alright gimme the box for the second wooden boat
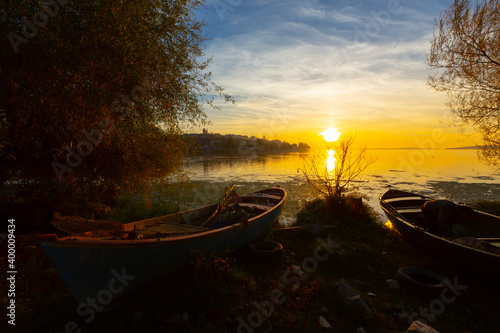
[379,188,500,275]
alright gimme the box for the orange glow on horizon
[210,124,482,150]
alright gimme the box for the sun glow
[320,127,341,142]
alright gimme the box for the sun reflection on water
[326,149,336,172]
[384,221,394,230]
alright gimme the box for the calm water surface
[179,149,500,224]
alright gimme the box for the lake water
[179,149,500,224]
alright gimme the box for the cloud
[199,0,453,145]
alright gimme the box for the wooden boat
[37,187,286,308]
[379,189,500,274]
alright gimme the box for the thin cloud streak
[199,0,465,147]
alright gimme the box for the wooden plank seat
[232,202,273,211]
[384,196,426,203]
[240,193,282,201]
[138,222,209,237]
[395,207,423,214]
[478,238,500,247]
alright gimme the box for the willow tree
[427,0,500,169]
[0,0,231,223]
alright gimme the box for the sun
[320,127,341,142]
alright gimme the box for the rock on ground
[337,279,374,321]
[405,320,439,333]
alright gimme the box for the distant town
[185,129,311,155]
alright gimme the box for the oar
[477,238,500,242]
[201,184,238,228]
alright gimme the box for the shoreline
[166,178,500,226]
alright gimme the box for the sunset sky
[197,0,481,148]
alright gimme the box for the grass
[109,193,180,224]
[469,200,500,217]
[1,198,499,332]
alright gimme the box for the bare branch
[301,135,377,203]
[428,0,500,168]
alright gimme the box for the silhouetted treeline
[185,132,310,155]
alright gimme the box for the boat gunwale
[38,187,287,247]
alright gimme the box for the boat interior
[123,190,284,239]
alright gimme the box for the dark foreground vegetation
[0,0,232,234]
[1,198,499,333]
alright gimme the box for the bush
[294,195,378,227]
[110,194,179,223]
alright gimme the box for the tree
[427,0,500,168]
[222,135,236,151]
[298,142,311,152]
[302,135,376,204]
[0,0,232,223]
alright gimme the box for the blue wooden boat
[37,187,286,309]
[380,189,500,274]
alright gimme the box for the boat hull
[380,189,500,275]
[38,187,286,308]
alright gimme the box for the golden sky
[198,0,482,149]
